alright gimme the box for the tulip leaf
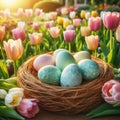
[114,102,120,107]
[0,106,25,120]
[0,60,9,79]
[87,103,113,117]
[88,108,120,118]
[100,41,109,57]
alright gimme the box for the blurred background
[0,0,119,11]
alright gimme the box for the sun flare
[4,0,15,5]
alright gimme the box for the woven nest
[17,52,114,114]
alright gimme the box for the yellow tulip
[80,10,86,19]
[91,11,99,17]
[57,16,64,25]
[63,19,71,29]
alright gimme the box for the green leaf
[0,106,25,120]
[89,108,120,118]
[0,60,9,79]
[114,102,120,107]
[87,103,113,116]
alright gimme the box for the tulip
[32,22,39,31]
[29,32,43,45]
[63,19,71,29]
[80,26,90,37]
[17,8,24,17]
[25,9,33,17]
[103,12,120,30]
[17,99,39,118]
[64,30,76,42]
[73,18,81,27]
[4,9,10,19]
[91,10,98,17]
[45,21,54,28]
[0,89,7,99]
[49,27,60,39]
[80,10,86,19]
[57,17,64,25]
[4,39,24,75]
[85,11,90,20]
[61,7,68,15]
[88,17,101,31]
[63,30,76,51]
[0,26,5,41]
[66,25,74,30]
[5,88,24,107]
[102,80,120,104]
[35,8,42,16]
[116,25,120,42]
[85,35,99,50]
[12,27,26,41]
[69,11,76,19]
[17,21,26,28]
[49,12,57,20]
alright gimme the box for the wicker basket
[17,53,114,114]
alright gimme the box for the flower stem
[68,42,71,52]
[110,30,112,50]
[13,61,17,76]
[0,41,6,62]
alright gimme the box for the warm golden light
[4,0,14,4]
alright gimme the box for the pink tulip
[0,26,5,41]
[116,25,120,42]
[103,12,120,30]
[17,8,24,17]
[29,32,43,45]
[45,21,54,28]
[85,35,99,50]
[73,19,81,27]
[35,8,42,16]
[49,27,60,39]
[63,30,76,42]
[102,80,120,104]
[88,17,101,31]
[25,9,33,17]
[32,23,39,31]
[17,99,39,118]
[12,27,26,41]
[3,39,23,61]
[4,9,10,19]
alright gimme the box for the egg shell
[38,65,61,85]
[56,51,76,71]
[78,59,100,81]
[53,49,69,58]
[60,64,82,87]
[74,51,91,63]
[33,54,55,71]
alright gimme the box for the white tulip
[5,88,24,107]
[69,11,76,19]
[0,89,7,99]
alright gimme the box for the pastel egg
[56,51,76,71]
[53,49,69,58]
[78,59,100,81]
[33,54,55,71]
[38,65,61,85]
[74,51,91,63]
[60,64,82,87]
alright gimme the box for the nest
[17,53,114,114]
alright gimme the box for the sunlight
[4,0,15,5]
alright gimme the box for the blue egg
[53,49,69,58]
[78,59,100,81]
[38,65,61,85]
[56,51,76,71]
[60,64,82,87]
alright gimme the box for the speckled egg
[53,49,69,58]
[74,51,91,63]
[38,65,61,85]
[56,51,76,71]
[60,64,82,87]
[33,54,55,71]
[78,59,100,81]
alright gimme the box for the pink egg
[33,54,55,71]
